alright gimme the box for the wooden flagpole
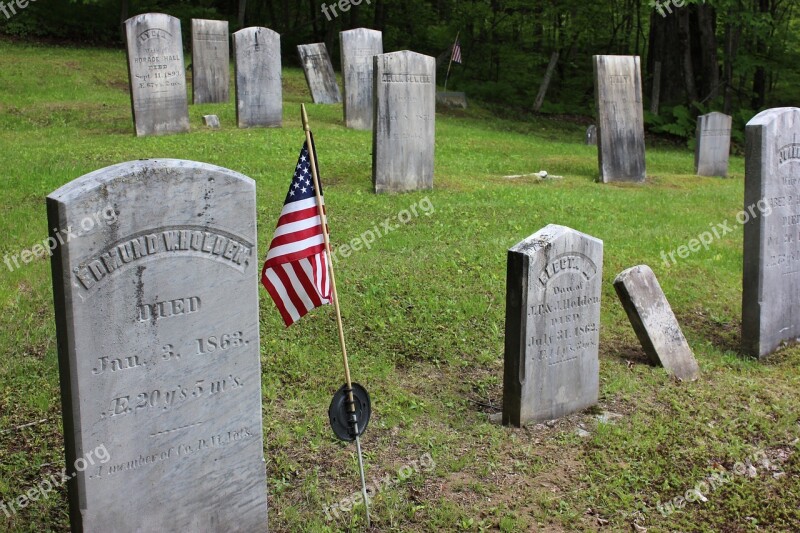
[444,31,460,92]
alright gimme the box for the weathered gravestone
[503,225,603,426]
[695,111,732,177]
[742,107,800,358]
[593,55,646,182]
[372,51,436,194]
[435,91,468,109]
[340,28,383,130]
[297,43,341,104]
[48,160,268,531]
[585,125,597,146]
[614,265,700,381]
[233,27,282,128]
[124,14,190,137]
[191,19,230,104]
[203,114,220,128]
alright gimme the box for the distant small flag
[262,139,331,326]
[451,38,462,64]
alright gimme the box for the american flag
[262,139,331,326]
[451,38,462,64]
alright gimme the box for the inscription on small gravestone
[340,28,383,130]
[48,160,268,531]
[192,19,230,104]
[234,27,282,128]
[695,112,732,177]
[124,13,190,137]
[297,43,341,104]
[503,224,603,427]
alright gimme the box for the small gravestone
[203,114,220,128]
[48,160,268,530]
[613,265,699,381]
[372,51,436,194]
[743,107,800,358]
[124,14,190,137]
[586,125,597,146]
[593,55,646,182]
[435,92,468,109]
[297,43,341,104]
[695,112,732,177]
[340,28,383,130]
[191,19,230,104]
[233,27,282,128]
[503,224,603,427]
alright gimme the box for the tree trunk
[238,0,247,29]
[695,4,719,101]
[678,9,698,103]
[650,61,661,114]
[533,51,559,112]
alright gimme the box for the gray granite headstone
[233,27,282,128]
[503,224,603,427]
[586,125,597,146]
[340,28,382,130]
[124,13,190,137]
[695,112,732,177]
[372,51,436,194]
[47,160,268,531]
[191,19,230,104]
[593,55,646,182]
[614,265,699,381]
[297,43,341,104]
[742,107,800,358]
[203,114,220,128]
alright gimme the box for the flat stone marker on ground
[435,91,468,109]
[340,28,382,130]
[503,224,603,427]
[203,114,220,128]
[191,19,230,104]
[48,160,268,531]
[585,125,597,145]
[695,111,732,177]
[297,43,341,104]
[372,50,436,194]
[613,265,700,381]
[124,14,190,137]
[234,27,282,128]
[743,107,800,358]
[593,55,646,182]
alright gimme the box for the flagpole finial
[301,104,310,132]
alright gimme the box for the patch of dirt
[677,308,741,354]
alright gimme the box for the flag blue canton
[285,142,322,204]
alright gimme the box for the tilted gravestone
[48,160,268,531]
[593,55,646,182]
[372,51,436,194]
[234,27,282,128]
[191,19,230,104]
[297,43,341,104]
[585,125,597,146]
[614,265,700,381]
[503,225,603,426]
[124,14,190,137]
[743,107,800,358]
[340,28,383,130]
[695,112,732,177]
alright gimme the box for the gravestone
[124,14,190,137]
[48,160,268,531]
[435,92,468,109]
[297,43,341,104]
[695,112,732,177]
[503,224,603,427]
[340,28,383,130]
[203,114,220,128]
[593,55,646,182]
[742,107,800,358]
[613,265,699,381]
[191,19,230,104]
[233,27,282,128]
[586,125,597,146]
[372,51,436,194]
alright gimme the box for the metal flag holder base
[328,383,371,442]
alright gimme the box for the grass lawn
[0,40,798,532]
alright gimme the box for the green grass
[0,39,798,532]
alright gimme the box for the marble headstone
[340,28,383,130]
[586,125,597,146]
[503,224,603,427]
[742,107,800,358]
[695,112,732,177]
[191,19,230,104]
[124,14,190,137]
[372,50,436,194]
[48,160,268,531]
[297,43,341,104]
[593,55,646,182]
[233,27,282,128]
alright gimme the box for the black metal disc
[328,382,371,442]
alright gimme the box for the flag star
[301,155,307,162]
[289,190,295,196]
[305,179,311,186]
[301,187,307,194]
[296,163,302,170]
[293,183,299,189]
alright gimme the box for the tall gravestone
[48,160,268,531]
[695,112,732,177]
[372,51,436,194]
[234,27,282,128]
[297,43,341,104]
[743,107,800,358]
[124,14,190,137]
[340,28,383,130]
[503,225,603,427]
[593,55,646,182]
[191,19,230,104]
